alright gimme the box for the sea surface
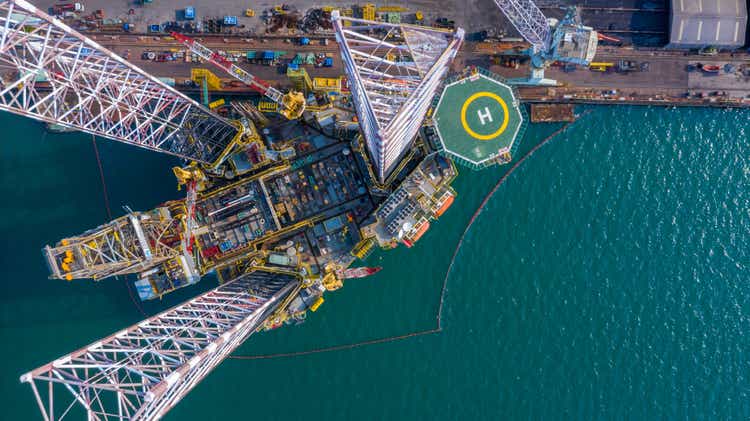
[0,105,748,419]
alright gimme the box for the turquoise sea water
[1,105,748,419]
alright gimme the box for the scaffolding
[332,11,464,182]
[21,269,301,421]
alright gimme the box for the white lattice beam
[492,0,551,52]
[21,269,300,420]
[0,0,240,165]
[333,12,463,182]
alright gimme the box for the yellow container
[209,98,226,109]
[310,296,325,312]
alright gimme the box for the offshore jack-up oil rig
[0,0,594,418]
[3,0,464,418]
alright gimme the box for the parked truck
[51,2,84,15]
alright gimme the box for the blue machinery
[492,1,598,85]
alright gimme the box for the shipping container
[157,77,176,87]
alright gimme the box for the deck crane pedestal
[171,32,306,120]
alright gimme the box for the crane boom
[492,0,551,53]
[171,32,305,119]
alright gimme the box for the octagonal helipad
[433,71,525,168]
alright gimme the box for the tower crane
[492,0,598,85]
[171,32,306,120]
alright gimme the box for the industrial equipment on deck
[44,207,189,282]
[172,32,306,120]
[0,0,470,419]
[0,1,347,418]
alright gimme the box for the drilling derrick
[44,207,186,281]
[21,269,301,421]
[332,11,464,183]
[0,0,243,166]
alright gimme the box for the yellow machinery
[172,163,208,190]
[589,62,614,72]
[341,7,353,26]
[191,68,221,90]
[351,237,376,259]
[175,32,306,120]
[321,272,343,291]
[257,100,279,113]
[208,98,225,109]
[377,5,407,12]
[362,3,376,21]
[278,91,306,120]
[415,11,424,21]
[245,8,254,17]
[312,77,342,94]
[287,66,313,93]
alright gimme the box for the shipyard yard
[42,0,749,106]
[1,0,749,419]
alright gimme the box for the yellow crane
[172,32,305,120]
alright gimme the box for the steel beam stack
[0,0,240,165]
[332,11,463,183]
[21,269,300,421]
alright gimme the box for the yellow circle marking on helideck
[460,91,510,140]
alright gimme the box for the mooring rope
[91,135,148,317]
[230,112,592,360]
[91,137,112,220]
[89,112,589,356]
